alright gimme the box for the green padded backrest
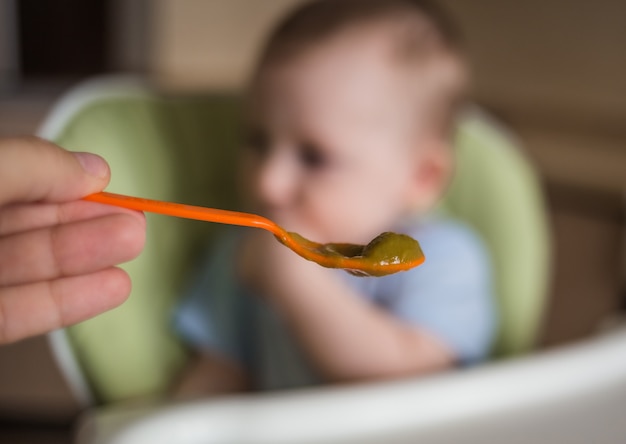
[442,110,550,356]
[50,88,242,402]
[47,82,549,403]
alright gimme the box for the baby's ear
[408,141,454,212]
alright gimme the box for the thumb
[0,137,110,206]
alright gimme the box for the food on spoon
[84,192,424,277]
[284,231,424,277]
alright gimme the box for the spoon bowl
[84,192,425,277]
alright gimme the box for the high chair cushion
[41,79,243,402]
[442,109,550,356]
[40,78,549,403]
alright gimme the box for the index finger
[0,137,110,206]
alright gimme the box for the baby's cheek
[303,179,400,243]
[316,196,389,243]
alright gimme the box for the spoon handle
[84,192,281,235]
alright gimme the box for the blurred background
[0,0,624,442]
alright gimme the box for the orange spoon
[84,191,425,276]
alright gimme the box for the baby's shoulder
[413,217,485,247]
[406,217,491,273]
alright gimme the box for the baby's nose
[256,148,300,208]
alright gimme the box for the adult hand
[0,137,146,344]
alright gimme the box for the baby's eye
[298,143,327,170]
[245,128,270,156]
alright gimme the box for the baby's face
[241,30,458,244]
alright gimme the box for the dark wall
[17,0,108,77]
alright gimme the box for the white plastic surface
[79,328,626,444]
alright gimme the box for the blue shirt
[173,218,497,390]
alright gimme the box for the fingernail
[73,152,109,179]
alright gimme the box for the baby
[173,0,496,395]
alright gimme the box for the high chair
[35,76,626,444]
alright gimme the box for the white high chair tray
[78,327,626,444]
